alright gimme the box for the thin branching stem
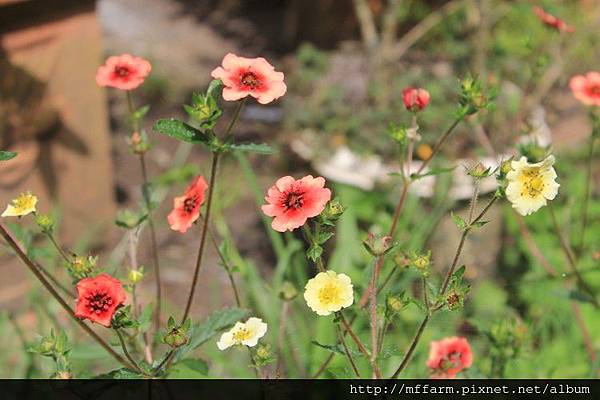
[115,328,142,373]
[0,222,137,371]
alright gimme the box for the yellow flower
[304,270,354,316]
[2,192,37,217]
[217,317,267,350]
[505,156,559,216]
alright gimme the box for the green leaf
[131,105,150,121]
[568,290,597,305]
[169,358,209,378]
[230,142,274,154]
[472,220,489,228]
[98,368,145,379]
[307,244,323,262]
[411,166,456,181]
[153,119,215,146]
[206,79,223,96]
[451,212,468,231]
[0,151,17,161]
[173,307,249,362]
[317,231,334,245]
[311,341,360,357]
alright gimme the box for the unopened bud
[36,214,55,234]
[387,296,404,312]
[363,233,393,257]
[163,328,188,348]
[128,268,144,285]
[322,199,345,222]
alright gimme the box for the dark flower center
[284,192,304,210]
[240,71,260,89]
[439,351,462,370]
[588,84,600,96]
[85,291,114,315]
[114,66,131,78]
[183,195,198,214]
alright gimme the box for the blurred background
[0,0,598,378]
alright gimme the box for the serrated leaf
[173,307,249,362]
[451,212,468,231]
[317,231,334,245]
[307,244,323,262]
[153,119,215,146]
[453,265,466,281]
[206,79,223,96]
[230,142,274,154]
[0,151,17,161]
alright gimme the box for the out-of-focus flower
[167,176,208,233]
[96,54,152,90]
[2,192,37,217]
[533,6,574,33]
[569,72,600,107]
[505,155,559,216]
[211,53,286,104]
[402,87,430,112]
[427,336,473,379]
[74,274,127,328]
[217,317,267,350]
[304,271,354,316]
[261,175,331,232]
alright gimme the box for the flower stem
[338,313,381,378]
[139,153,163,332]
[577,133,595,256]
[0,222,137,371]
[224,98,246,143]
[115,328,142,374]
[369,256,382,371]
[337,323,361,378]
[548,204,598,307]
[391,194,497,379]
[181,152,220,323]
[415,115,464,176]
[46,232,71,264]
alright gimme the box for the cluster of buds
[363,232,394,257]
[66,255,97,281]
[163,317,191,349]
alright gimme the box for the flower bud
[39,336,56,356]
[387,295,404,312]
[363,232,393,257]
[402,87,430,112]
[411,251,431,270]
[67,255,97,281]
[500,159,513,176]
[36,214,55,234]
[128,268,144,285]
[445,291,464,311]
[255,344,271,360]
[279,281,298,301]
[321,198,345,222]
[467,162,491,179]
[163,328,189,348]
[129,132,149,155]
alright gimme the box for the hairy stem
[115,328,142,373]
[181,152,220,323]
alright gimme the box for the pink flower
[569,72,600,107]
[211,53,287,104]
[533,7,574,33]
[167,176,208,233]
[96,54,152,90]
[261,175,331,232]
[74,274,127,328]
[426,336,473,379]
[402,87,430,111]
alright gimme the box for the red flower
[167,176,208,233]
[426,336,473,379]
[261,175,331,232]
[402,87,430,111]
[211,53,287,104]
[96,54,152,90]
[533,7,574,33]
[74,274,127,327]
[569,72,600,107]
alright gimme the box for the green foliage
[0,150,17,161]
